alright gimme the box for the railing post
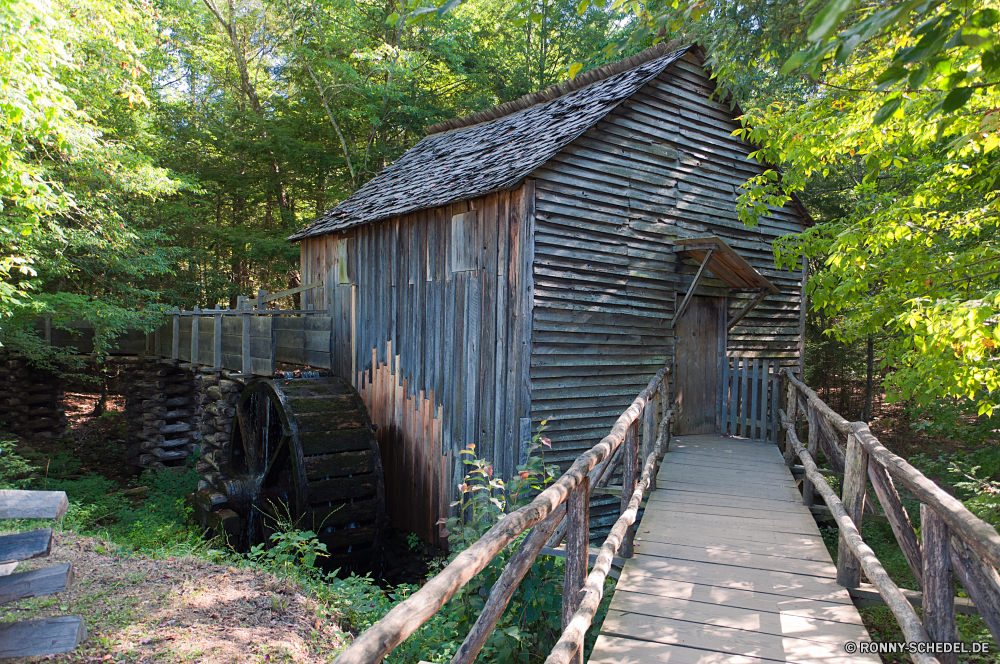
[782,372,796,466]
[620,420,639,558]
[213,310,223,371]
[191,306,200,365]
[650,386,661,491]
[563,476,589,664]
[921,504,958,664]
[171,307,180,360]
[802,403,819,506]
[837,433,868,587]
[642,387,656,486]
[239,296,250,375]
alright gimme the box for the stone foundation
[193,370,243,491]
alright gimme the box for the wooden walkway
[589,434,878,664]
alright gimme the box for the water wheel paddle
[222,376,385,573]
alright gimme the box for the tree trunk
[202,0,294,226]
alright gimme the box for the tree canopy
[4,0,1000,415]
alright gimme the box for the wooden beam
[869,462,924,588]
[0,616,86,658]
[213,312,223,371]
[191,306,200,366]
[263,281,322,303]
[171,307,180,360]
[563,477,589,664]
[0,563,73,604]
[921,504,958,664]
[726,289,768,330]
[810,504,888,524]
[670,248,714,329]
[837,434,869,587]
[671,243,717,253]
[0,491,68,520]
[0,529,53,565]
[950,535,1000,642]
[452,508,566,664]
[240,297,250,376]
[619,421,638,558]
[847,584,979,616]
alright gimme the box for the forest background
[3,0,1000,434]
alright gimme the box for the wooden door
[673,296,724,435]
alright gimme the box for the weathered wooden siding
[529,52,807,532]
[298,185,533,544]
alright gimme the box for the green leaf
[437,0,462,17]
[808,0,855,43]
[981,48,1000,73]
[835,34,863,63]
[960,32,990,48]
[942,87,975,113]
[875,65,907,91]
[779,49,809,75]
[973,8,1000,28]
[908,66,929,88]
[576,0,590,15]
[873,96,903,125]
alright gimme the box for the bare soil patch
[0,532,348,664]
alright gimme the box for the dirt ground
[1,532,349,664]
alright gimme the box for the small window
[451,211,479,272]
[337,236,354,284]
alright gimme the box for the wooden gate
[718,356,780,442]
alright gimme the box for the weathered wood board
[0,490,68,520]
[0,616,86,658]
[0,563,73,604]
[0,529,53,565]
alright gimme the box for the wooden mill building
[289,43,809,544]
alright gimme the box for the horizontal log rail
[781,368,1000,661]
[333,365,672,664]
[547,404,672,664]
[780,410,937,664]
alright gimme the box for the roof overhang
[672,236,779,294]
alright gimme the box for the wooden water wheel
[220,376,385,573]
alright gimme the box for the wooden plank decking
[589,434,878,664]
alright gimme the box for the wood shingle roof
[289,45,692,240]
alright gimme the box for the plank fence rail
[333,366,673,664]
[780,369,1000,664]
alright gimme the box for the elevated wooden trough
[149,285,333,376]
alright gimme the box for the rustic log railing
[780,369,1000,664]
[333,365,673,664]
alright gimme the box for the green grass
[1,434,208,558]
